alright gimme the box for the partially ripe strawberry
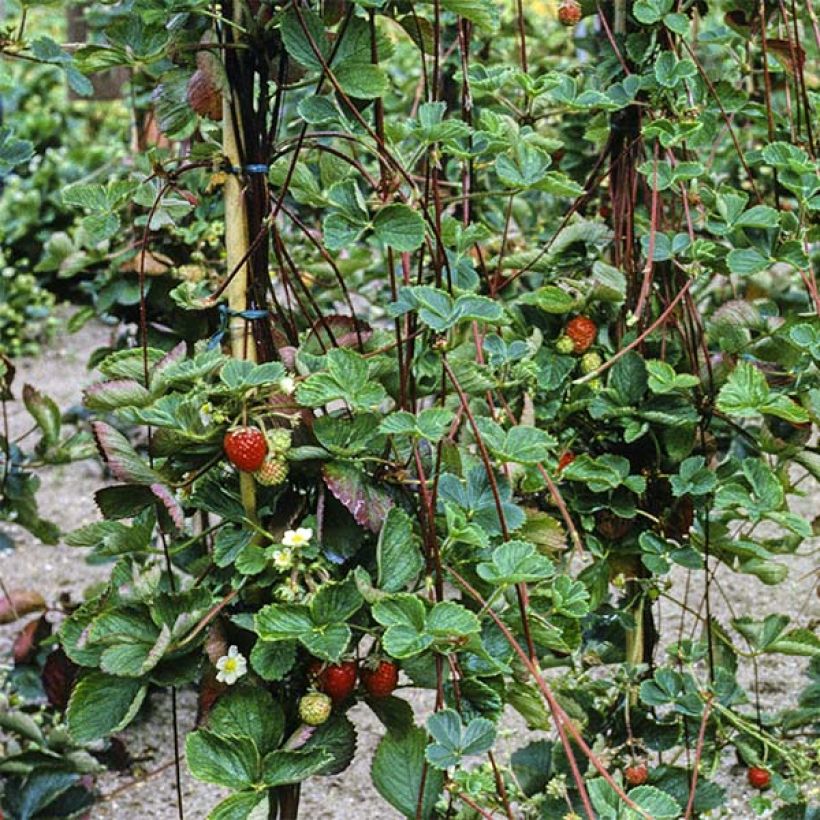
[224,427,268,472]
[557,451,576,472]
[565,315,597,353]
[625,763,649,786]
[309,659,358,703]
[361,659,399,698]
[299,692,332,726]
[558,0,582,26]
[256,457,288,486]
[747,766,770,789]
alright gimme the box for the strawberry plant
[1,0,819,818]
[0,594,108,820]
[0,359,95,550]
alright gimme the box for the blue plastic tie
[206,306,269,350]
[225,164,269,175]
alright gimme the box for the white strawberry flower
[215,645,247,685]
[271,547,294,570]
[279,375,296,395]
[282,527,312,547]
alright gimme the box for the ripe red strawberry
[565,316,597,353]
[747,766,770,789]
[625,763,649,786]
[224,427,268,472]
[308,659,358,703]
[557,451,575,472]
[361,659,399,698]
[558,0,582,26]
[299,692,332,726]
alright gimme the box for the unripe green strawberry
[580,352,603,374]
[256,457,288,486]
[266,428,292,456]
[587,377,603,390]
[299,692,332,726]
[556,335,575,355]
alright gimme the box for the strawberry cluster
[223,425,292,486]
[302,656,400,725]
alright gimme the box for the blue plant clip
[225,163,269,175]
[206,306,269,350]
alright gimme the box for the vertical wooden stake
[223,63,258,521]
[223,98,254,364]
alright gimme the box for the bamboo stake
[222,24,257,523]
[223,93,254,364]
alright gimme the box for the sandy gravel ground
[1,318,817,819]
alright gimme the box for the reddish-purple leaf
[94,736,132,772]
[12,615,51,664]
[322,461,394,533]
[767,39,805,74]
[42,648,78,711]
[278,346,298,371]
[91,421,160,484]
[196,671,227,726]
[150,483,184,532]
[204,620,228,666]
[152,341,187,381]
[83,380,151,412]
[0,590,47,624]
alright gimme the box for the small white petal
[214,647,246,686]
